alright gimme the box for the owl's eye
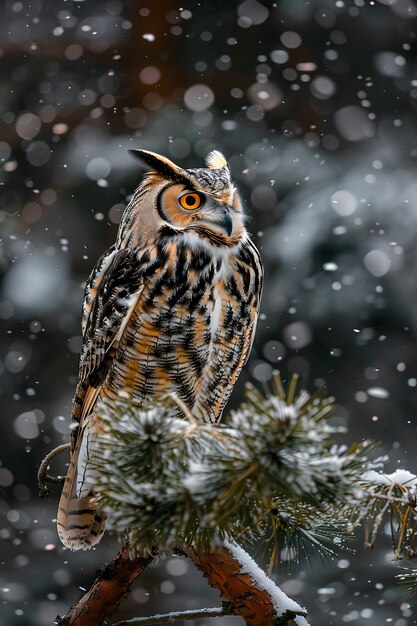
[178,192,204,211]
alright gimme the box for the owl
[57,149,263,550]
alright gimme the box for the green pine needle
[397,568,417,609]
[260,497,352,572]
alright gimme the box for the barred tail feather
[57,424,108,550]
[57,491,107,550]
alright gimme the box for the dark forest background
[1,0,417,624]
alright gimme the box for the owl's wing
[77,245,144,391]
[69,245,145,441]
[58,246,144,550]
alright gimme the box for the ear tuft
[128,149,193,187]
[205,150,228,170]
[129,149,179,174]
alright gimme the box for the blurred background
[1,0,417,624]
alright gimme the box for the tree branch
[56,543,156,626]
[56,539,307,626]
[37,443,70,497]
[177,542,308,626]
[113,605,232,625]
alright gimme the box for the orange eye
[179,192,204,211]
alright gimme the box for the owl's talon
[37,443,70,498]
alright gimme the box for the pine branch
[90,376,381,562]
[263,498,351,572]
[56,543,156,626]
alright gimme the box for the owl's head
[117,149,246,249]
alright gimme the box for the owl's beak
[204,204,233,236]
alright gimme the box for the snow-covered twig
[112,605,231,625]
[365,493,392,550]
[358,470,417,558]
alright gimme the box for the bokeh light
[2,0,417,624]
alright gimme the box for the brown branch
[178,542,308,626]
[56,543,156,626]
[57,538,307,626]
[37,443,70,497]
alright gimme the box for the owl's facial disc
[159,184,238,237]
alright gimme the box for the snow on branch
[179,541,308,625]
[358,469,417,558]
[224,540,306,617]
[112,606,231,625]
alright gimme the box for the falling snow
[1,0,417,624]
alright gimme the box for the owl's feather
[57,150,263,550]
[205,150,229,170]
[57,417,108,550]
